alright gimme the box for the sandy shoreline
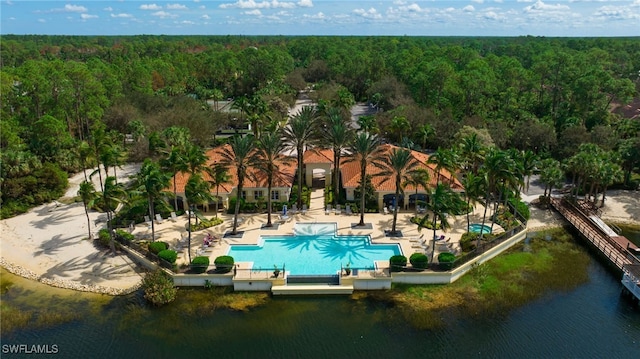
[1,168,638,296]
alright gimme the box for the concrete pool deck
[132,189,497,271]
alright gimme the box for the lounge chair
[170,212,178,222]
[335,204,342,214]
[291,203,298,214]
[383,207,389,215]
[325,204,332,215]
[155,213,164,224]
[301,204,308,214]
[144,215,151,224]
[345,205,353,215]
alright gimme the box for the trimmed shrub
[148,241,168,255]
[97,229,111,248]
[508,197,530,221]
[142,269,177,306]
[389,255,407,272]
[191,256,210,274]
[190,216,224,232]
[158,249,178,264]
[214,255,234,273]
[459,232,478,252]
[409,253,428,270]
[115,229,134,244]
[438,252,456,270]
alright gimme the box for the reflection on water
[2,252,640,357]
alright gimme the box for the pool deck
[131,189,504,270]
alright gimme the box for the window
[241,191,247,200]
[271,190,279,201]
[254,190,263,199]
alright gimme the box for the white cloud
[594,5,640,20]
[353,7,382,19]
[483,11,501,20]
[103,7,113,12]
[472,0,484,4]
[152,11,178,18]
[180,20,195,24]
[220,0,297,9]
[65,4,87,13]
[140,4,162,11]
[464,5,475,12]
[38,18,46,23]
[80,14,98,19]
[244,9,263,16]
[297,0,313,7]
[524,0,569,13]
[111,13,133,18]
[166,4,188,10]
[303,12,325,19]
[201,14,210,19]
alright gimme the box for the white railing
[622,272,640,300]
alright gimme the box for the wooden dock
[550,198,640,272]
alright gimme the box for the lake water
[2,236,640,358]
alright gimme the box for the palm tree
[428,147,458,186]
[219,135,255,235]
[596,161,623,207]
[78,180,98,240]
[160,146,188,211]
[402,168,430,217]
[389,116,410,144]
[345,132,383,227]
[420,183,461,262]
[418,124,435,151]
[283,106,317,210]
[185,173,214,263]
[136,159,171,242]
[78,140,94,181]
[375,147,420,235]
[539,158,564,201]
[206,163,232,218]
[458,133,485,175]
[253,131,292,227]
[101,176,127,253]
[460,172,484,233]
[322,109,353,207]
[519,150,538,194]
[481,148,520,235]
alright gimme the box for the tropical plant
[252,130,293,227]
[101,176,127,253]
[345,132,383,227]
[283,106,318,210]
[142,269,177,306]
[206,163,231,218]
[77,180,98,240]
[218,135,255,235]
[403,168,430,217]
[375,147,419,235]
[322,108,353,207]
[136,159,171,242]
[185,173,214,263]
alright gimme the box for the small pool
[227,223,402,275]
[469,223,492,234]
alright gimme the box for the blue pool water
[468,223,492,234]
[227,223,401,275]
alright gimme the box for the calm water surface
[2,247,639,358]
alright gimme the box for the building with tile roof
[169,144,296,212]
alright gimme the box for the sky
[1,1,639,37]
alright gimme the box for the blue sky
[1,1,639,37]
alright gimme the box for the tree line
[1,35,639,219]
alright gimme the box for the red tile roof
[303,148,334,164]
[339,144,463,192]
[170,144,297,195]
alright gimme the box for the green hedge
[508,197,530,221]
[459,232,478,252]
[190,216,224,231]
[438,252,456,270]
[158,249,178,264]
[115,229,134,244]
[148,241,168,254]
[97,228,111,248]
[191,256,210,274]
[409,253,428,270]
[214,255,234,273]
[142,269,177,306]
[389,255,407,272]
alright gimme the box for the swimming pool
[468,223,492,234]
[227,223,402,275]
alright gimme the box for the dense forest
[1,35,639,219]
